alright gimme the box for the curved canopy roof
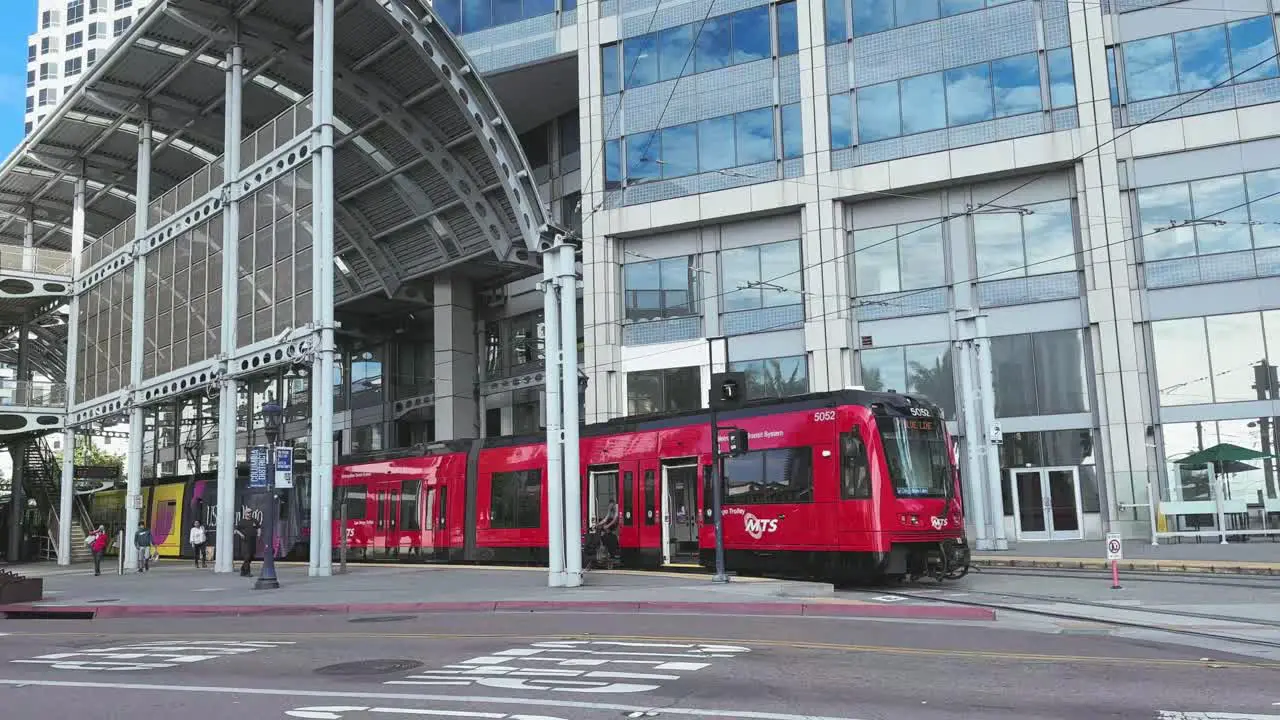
[0,0,549,315]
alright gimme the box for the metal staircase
[15,437,93,563]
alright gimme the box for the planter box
[0,577,43,604]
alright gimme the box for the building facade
[5,0,1280,555]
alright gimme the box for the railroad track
[971,565,1280,591]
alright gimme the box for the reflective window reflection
[735,108,775,165]
[991,330,1090,416]
[781,102,803,159]
[616,108,780,186]
[624,33,658,87]
[1151,311,1279,407]
[1120,16,1279,103]
[658,24,694,81]
[1048,48,1077,108]
[825,0,846,44]
[627,366,701,414]
[626,132,660,181]
[602,44,621,95]
[852,219,946,295]
[852,0,894,37]
[661,124,698,178]
[1138,169,1280,261]
[777,2,799,56]
[829,93,853,149]
[945,63,995,125]
[1106,47,1119,106]
[695,15,731,73]
[604,139,622,190]
[830,0,1012,42]
[721,240,803,312]
[623,256,695,321]
[729,356,809,399]
[698,115,736,173]
[974,199,1077,280]
[900,74,946,134]
[1162,419,1277,504]
[733,6,771,65]
[859,343,956,417]
[443,0,571,35]
[857,81,901,142]
[992,54,1042,117]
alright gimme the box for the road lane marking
[286,707,566,719]
[8,639,294,671]
[387,641,747,694]
[1160,713,1280,719]
[0,678,869,720]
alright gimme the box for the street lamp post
[255,400,284,590]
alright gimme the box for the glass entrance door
[1011,467,1083,541]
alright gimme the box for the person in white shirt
[189,520,208,569]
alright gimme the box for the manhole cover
[316,659,424,676]
[348,615,417,623]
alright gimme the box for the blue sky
[0,2,36,160]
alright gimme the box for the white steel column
[310,0,337,577]
[215,41,244,573]
[124,118,153,572]
[542,255,565,588]
[558,242,582,587]
[22,205,34,272]
[974,314,1007,550]
[954,332,987,549]
[432,277,478,440]
[57,176,86,565]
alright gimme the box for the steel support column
[542,257,565,588]
[10,323,29,562]
[557,242,582,588]
[124,117,153,573]
[309,0,337,578]
[954,326,987,550]
[22,205,34,273]
[215,40,244,574]
[58,173,87,566]
[974,314,1007,551]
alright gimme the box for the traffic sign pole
[1105,533,1123,590]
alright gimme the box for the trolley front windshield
[876,416,950,499]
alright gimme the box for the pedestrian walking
[87,525,108,576]
[189,520,208,568]
[234,510,260,577]
[133,522,155,573]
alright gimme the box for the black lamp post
[255,400,284,590]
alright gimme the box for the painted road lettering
[386,640,749,694]
[10,639,295,671]
[287,707,567,720]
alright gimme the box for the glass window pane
[824,0,846,44]
[829,93,853,149]
[623,33,658,88]
[664,367,702,411]
[1032,330,1089,414]
[1151,318,1211,406]
[1190,176,1251,255]
[857,81,901,142]
[660,257,692,314]
[461,0,492,33]
[1174,25,1230,92]
[626,132,660,181]
[895,0,938,27]
[1137,183,1196,260]
[734,108,775,165]
[1124,35,1177,101]
[492,0,521,26]
[733,7,771,64]
[904,342,955,418]
[781,102,803,159]
[898,221,946,289]
[900,73,946,134]
[974,212,1024,280]
[1023,200,1077,275]
[945,62,994,125]
[1265,309,1280,370]
[698,115,736,172]
[721,246,760,311]
[1048,48,1077,108]
[1206,312,1266,402]
[627,370,663,415]
[992,54,1041,117]
[853,226,899,295]
[941,0,983,16]
[760,241,803,306]
[661,124,698,178]
[658,24,694,81]
[604,139,622,188]
[524,0,554,19]
[1229,16,1280,83]
[695,16,731,73]
[1106,47,1119,106]
[436,0,462,32]
[777,2,799,56]
[1246,169,1280,248]
[852,0,893,37]
[859,347,906,393]
[991,334,1036,417]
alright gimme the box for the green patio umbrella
[1174,443,1271,466]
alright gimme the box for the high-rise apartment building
[24,0,146,135]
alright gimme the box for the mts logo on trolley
[743,512,779,539]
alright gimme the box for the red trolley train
[333,388,970,583]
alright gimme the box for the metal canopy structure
[0,0,550,577]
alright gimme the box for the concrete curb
[972,557,1280,576]
[0,600,995,621]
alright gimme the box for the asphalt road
[0,612,1275,720]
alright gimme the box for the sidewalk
[0,562,993,621]
[973,539,1280,575]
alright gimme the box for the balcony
[0,247,72,277]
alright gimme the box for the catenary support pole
[58,182,85,566]
[123,117,153,573]
[559,241,582,587]
[310,0,338,577]
[955,330,988,550]
[974,314,1006,550]
[215,40,244,574]
[543,248,565,588]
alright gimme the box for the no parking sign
[1105,533,1123,561]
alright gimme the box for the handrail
[0,246,72,276]
[0,380,68,409]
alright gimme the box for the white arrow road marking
[0,678,871,720]
[285,707,565,719]
[871,596,905,603]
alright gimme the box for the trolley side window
[643,470,656,525]
[721,447,814,505]
[702,464,713,522]
[400,480,422,531]
[340,484,368,520]
[623,471,635,525]
[489,469,543,529]
[438,486,448,528]
[840,430,872,499]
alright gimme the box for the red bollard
[1110,559,1121,590]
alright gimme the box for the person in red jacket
[87,526,109,576]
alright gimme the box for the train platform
[0,562,994,622]
[973,539,1280,575]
